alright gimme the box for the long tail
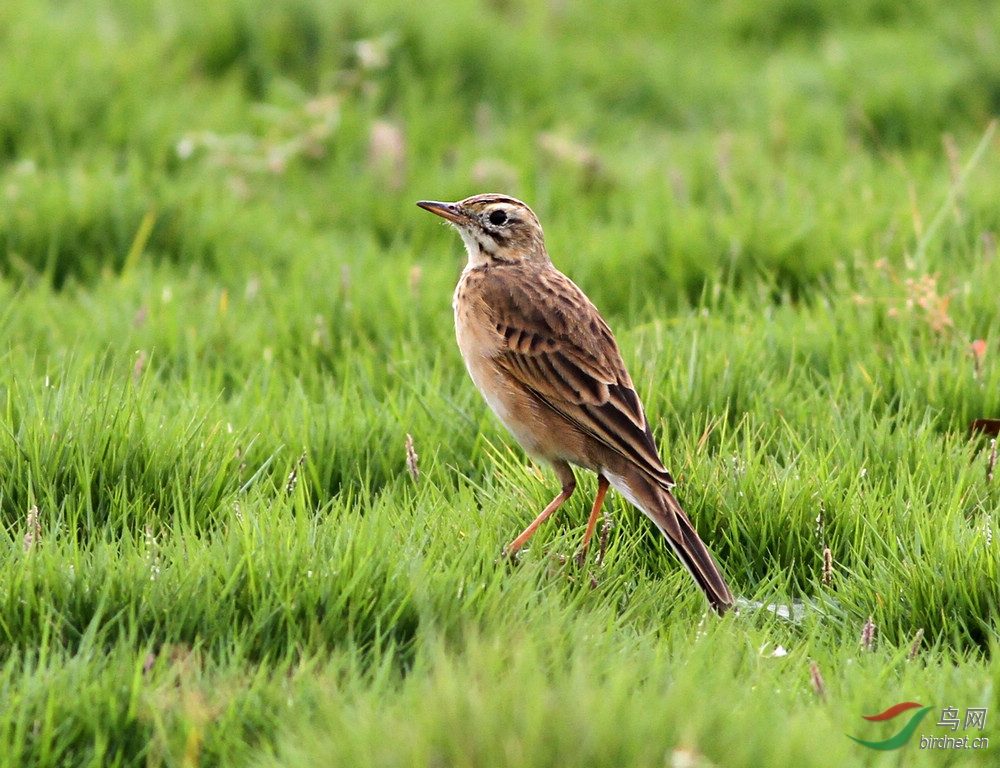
[655,488,734,614]
[607,472,734,614]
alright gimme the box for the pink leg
[504,465,576,557]
[574,474,609,566]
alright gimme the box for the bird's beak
[416,200,470,225]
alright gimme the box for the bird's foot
[497,547,523,568]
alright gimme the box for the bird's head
[417,194,548,267]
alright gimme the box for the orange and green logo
[847,702,934,750]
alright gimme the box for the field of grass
[1,0,999,765]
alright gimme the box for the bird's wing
[478,265,675,489]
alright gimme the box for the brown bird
[417,193,734,613]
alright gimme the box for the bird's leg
[503,464,576,558]
[574,474,610,567]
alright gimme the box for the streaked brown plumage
[417,193,734,614]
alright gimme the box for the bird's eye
[488,209,508,226]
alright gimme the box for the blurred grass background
[0,0,998,765]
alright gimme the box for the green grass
[1,0,999,764]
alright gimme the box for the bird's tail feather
[654,489,734,614]
[607,470,734,614]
